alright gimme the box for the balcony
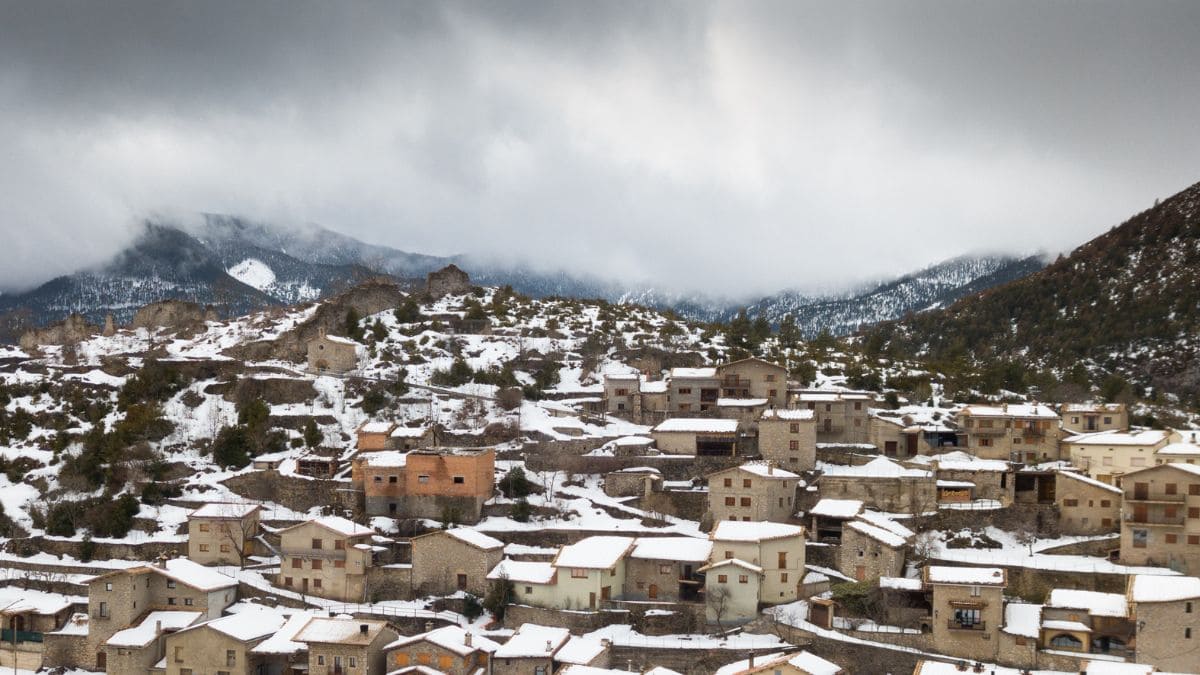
[947,620,986,631]
[1126,494,1185,504]
[968,427,1007,437]
[1124,512,1185,526]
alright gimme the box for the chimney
[155,620,162,635]
[955,663,968,672]
[359,624,369,635]
[748,652,755,668]
[972,664,984,674]
[156,554,168,569]
[424,620,433,633]
[545,640,553,653]
[464,632,473,647]
[767,461,775,475]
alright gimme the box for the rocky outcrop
[130,299,214,332]
[18,313,98,350]
[426,264,471,298]
[259,277,406,363]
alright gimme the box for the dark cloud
[1,0,1198,296]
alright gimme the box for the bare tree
[707,584,732,633]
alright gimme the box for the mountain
[865,180,1200,399]
[735,254,1047,337]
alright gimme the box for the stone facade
[187,504,261,566]
[716,357,789,409]
[793,391,872,445]
[816,460,937,514]
[1055,470,1121,535]
[837,524,906,582]
[307,330,361,374]
[426,264,472,298]
[1119,463,1200,574]
[603,468,662,498]
[298,618,396,675]
[386,627,493,675]
[955,404,1061,463]
[410,529,505,597]
[1060,403,1128,434]
[277,518,375,602]
[758,409,817,471]
[1130,587,1200,671]
[1064,429,1171,483]
[667,367,721,414]
[163,621,270,675]
[706,463,800,524]
[924,567,1007,663]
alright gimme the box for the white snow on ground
[930,527,1179,576]
[228,258,276,291]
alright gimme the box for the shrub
[499,467,534,498]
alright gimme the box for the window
[184,598,193,606]
[739,575,748,584]
[789,440,799,451]
[335,560,346,569]
[1167,534,1179,544]
[743,479,752,488]
[724,497,735,506]
[571,568,588,578]
[373,476,382,483]
[660,564,672,574]
[525,586,532,593]
[1101,500,1111,508]
[311,559,323,570]
[1132,529,1148,548]
[718,574,728,583]
[388,475,398,483]
[679,388,692,395]
[1189,535,1200,545]
[1167,483,1179,495]
[1186,627,1192,639]
[825,404,831,412]
[311,538,323,550]
[285,577,293,587]
[1102,518,1112,527]
[1190,507,1200,519]
[335,540,345,550]
[418,475,430,483]
[199,523,210,532]
[168,597,177,605]
[952,608,981,627]
[1186,602,1192,613]
[317,656,325,666]
[770,389,778,397]
[1103,416,1113,424]
[292,558,302,569]
[174,647,183,662]
[740,497,751,507]
[104,582,112,591]
[725,550,734,559]
[978,437,992,448]
[1103,456,1113,466]
[789,423,799,433]
[167,579,176,588]
[226,650,237,667]
[1190,484,1200,496]
[778,551,787,568]
[453,476,466,484]
[970,585,981,597]
[781,573,788,583]
[313,578,322,588]
[1063,499,1079,507]
[198,544,209,552]
[723,478,732,487]
[349,657,357,667]
[220,544,231,553]
[1131,457,1146,467]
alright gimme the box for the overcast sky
[2,1,1199,297]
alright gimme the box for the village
[1,267,1198,675]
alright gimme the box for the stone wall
[130,299,209,332]
[42,633,90,670]
[503,604,630,634]
[11,536,184,562]
[636,490,708,522]
[223,470,354,513]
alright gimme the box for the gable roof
[553,536,635,569]
[710,520,804,543]
[698,558,763,575]
[188,503,261,519]
[413,527,504,551]
[176,609,288,643]
[653,418,739,434]
[844,520,908,548]
[294,617,390,645]
[1128,574,1200,603]
[1055,469,1122,494]
[924,566,1006,586]
[493,623,570,659]
[88,558,237,592]
[487,559,556,584]
[385,625,500,656]
[630,537,713,563]
[707,462,800,480]
[278,515,374,538]
[107,611,203,647]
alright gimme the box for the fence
[323,603,461,625]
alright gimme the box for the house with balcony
[667,367,721,414]
[1061,403,1128,434]
[792,390,872,445]
[703,521,806,624]
[955,403,1061,463]
[1063,429,1170,483]
[923,566,1007,663]
[1037,589,1134,659]
[277,516,378,602]
[1119,463,1200,574]
[715,357,789,409]
[623,537,712,603]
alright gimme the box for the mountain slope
[866,180,1200,399]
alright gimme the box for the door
[589,592,596,610]
[884,441,897,457]
[1134,482,1149,500]
[648,584,659,599]
[855,566,866,581]
[457,574,468,591]
[96,652,106,671]
[906,434,918,455]
[824,419,832,432]
[1133,504,1147,523]
[302,578,309,593]
[601,586,611,601]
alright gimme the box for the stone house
[1037,588,1133,659]
[187,503,261,566]
[163,609,287,675]
[603,466,662,498]
[706,462,801,524]
[1127,574,1200,672]
[249,611,314,675]
[924,566,1007,663]
[426,264,472,298]
[277,516,377,602]
[1119,463,1200,574]
[356,421,396,451]
[410,527,505,597]
[758,409,817,471]
[295,618,396,675]
[708,521,806,614]
[623,537,712,603]
[807,498,864,542]
[816,457,937,514]
[713,650,845,675]
[954,403,1061,463]
[906,452,1013,505]
[386,625,498,674]
[1060,403,1128,434]
[1054,469,1122,535]
[868,414,926,458]
[307,329,361,374]
[837,515,913,582]
[603,372,642,418]
[550,536,636,611]
[81,558,237,673]
[666,367,721,414]
[793,390,872,445]
[103,610,203,674]
[639,380,669,421]
[651,417,740,456]
[716,397,771,427]
[716,357,789,409]
[1064,429,1171,483]
[388,424,433,450]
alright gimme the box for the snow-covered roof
[613,465,660,474]
[285,515,374,538]
[1156,442,1200,456]
[252,612,313,655]
[1041,619,1092,633]
[698,558,764,575]
[1076,663,1156,675]
[182,609,288,642]
[925,566,1006,586]
[107,610,202,647]
[611,436,654,446]
[390,426,428,438]
[761,408,815,421]
[717,398,768,407]
[630,537,713,562]
[1128,574,1200,603]
[917,451,1008,472]
[0,586,85,615]
[960,403,1059,419]
[358,421,395,434]
[1055,469,1122,494]
[652,418,739,434]
[440,527,504,551]
[1063,429,1168,446]
[358,451,409,467]
[493,623,570,659]
[640,380,668,394]
[554,536,635,569]
[294,617,390,645]
[488,559,556,584]
[1062,402,1125,413]
[710,461,799,480]
[670,367,717,379]
[386,625,500,655]
[936,480,975,488]
[818,457,931,479]
[189,502,261,519]
[1047,589,1127,617]
[1002,602,1042,638]
[845,521,908,548]
[879,576,923,592]
[808,498,863,519]
[555,635,608,665]
[94,558,237,592]
[322,334,362,347]
[710,520,804,543]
